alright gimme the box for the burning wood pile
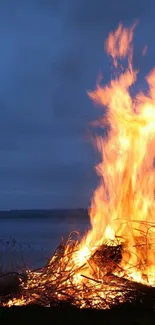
[1,231,155,309]
[2,23,155,309]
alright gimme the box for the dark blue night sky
[0,0,155,209]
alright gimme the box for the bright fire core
[76,23,155,285]
[6,23,155,307]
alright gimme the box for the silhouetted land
[0,208,89,219]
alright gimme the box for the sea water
[0,210,89,271]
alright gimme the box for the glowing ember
[4,22,155,308]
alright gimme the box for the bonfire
[2,23,155,309]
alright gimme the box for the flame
[81,23,155,283]
[104,23,136,68]
[5,23,155,308]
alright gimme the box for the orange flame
[79,23,155,284]
[104,23,136,68]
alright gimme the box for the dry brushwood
[90,244,122,274]
[1,226,155,309]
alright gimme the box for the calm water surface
[0,215,90,270]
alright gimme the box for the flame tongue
[80,23,155,284]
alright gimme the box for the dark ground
[0,305,155,325]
